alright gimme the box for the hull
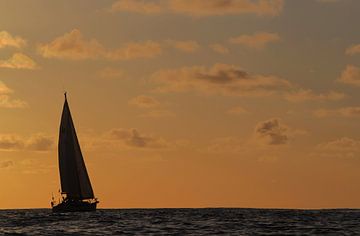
[52,199,98,213]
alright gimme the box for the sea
[0,208,359,235]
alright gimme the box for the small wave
[0,208,359,235]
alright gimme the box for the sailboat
[51,93,99,212]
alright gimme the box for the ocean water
[0,208,359,235]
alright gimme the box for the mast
[58,93,94,200]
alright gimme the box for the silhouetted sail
[58,94,94,200]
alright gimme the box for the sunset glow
[1,0,360,209]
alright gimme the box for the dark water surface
[0,208,359,235]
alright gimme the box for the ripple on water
[0,208,360,235]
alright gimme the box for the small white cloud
[111,0,284,17]
[316,0,341,3]
[337,65,360,86]
[229,32,280,50]
[108,128,170,149]
[111,0,164,14]
[168,0,284,17]
[0,81,26,108]
[209,43,229,54]
[0,81,13,94]
[0,135,24,151]
[285,89,345,103]
[98,67,126,79]
[38,29,105,60]
[38,29,163,61]
[227,106,250,115]
[166,40,200,53]
[129,95,160,108]
[26,134,54,151]
[318,137,360,151]
[346,44,360,56]
[205,136,246,153]
[314,137,360,159]
[140,110,175,118]
[0,160,13,168]
[314,107,360,118]
[257,155,279,163]
[0,53,38,70]
[107,41,162,60]
[0,31,26,49]
[0,95,27,108]
[0,134,53,151]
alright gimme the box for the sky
[1,0,360,209]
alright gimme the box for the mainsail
[58,93,94,200]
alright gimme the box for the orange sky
[1,0,360,209]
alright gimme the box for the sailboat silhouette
[51,93,98,212]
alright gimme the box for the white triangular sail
[58,94,94,199]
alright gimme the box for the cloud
[0,95,27,108]
[0,161,13,169]
[205,137,246,153]
[227,106,250,115]
[128,95,175,118]
[129,95,160,108]
[111,0,164,14]
[346,44,360,55]
[0,81,26,109]
[166,40,200,53]
[38,29,105,60]
[169,0,284,16]
[151,64,344,102]
[314,107,360,118]
[107,41,162,60]
[204,135,288,157]
[140,110,175,118]
[151,63,292,97]
[26,134,54,151]
[0,31,26,49]
[229,32,280,49]
[0,81,12,94]
[316,0,341,3]
[254,118,289,145]
[0,53,38,70]
[0,134,54,151]
[318,137,360,151]
[0,135,24,150]
[97,67,126,79]
[285,89,345,103]
[337,65,360,86]
[0,81,27,108]
[257,155,279,163]
[38,29,162,61]
[314,137,360,159]
[82,128,183,151]
[111,0,284,17]
[203,119,305,155]
[209,43,229,54]
[203,119,304,155]
[108,128,170,148]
